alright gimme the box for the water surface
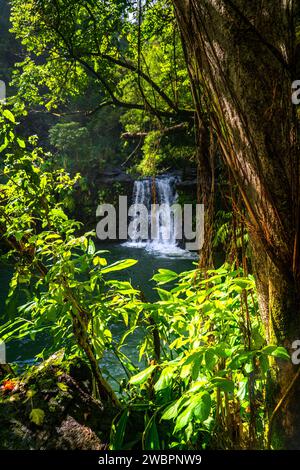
[1,242,196,379]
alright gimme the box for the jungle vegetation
[0,0,299,450]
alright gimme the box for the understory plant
[0,107,290,450]
[0,106,143,408]
[114,267,290,450]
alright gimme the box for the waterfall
[124,175,190,257]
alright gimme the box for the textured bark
[173,0,300,448]
[181,37,216,268]
[196,119,215,268]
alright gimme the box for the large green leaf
[30,408,45,426]
[129,365,156,385]
[175,393,212,431]
[262,345,290,360]
[143,416,160,450]
[110,410,129,450]
[271,346,290,361]
[210,377,234,393]
[3,109,15,123]
[192,392,211,421]
[101,258,138,274]
[161,396,190,422]
[205,349,218,371]
[174,401,194,431]
[154,366,174,391]
[152,269,178,285]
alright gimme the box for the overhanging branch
[121,122,188,140]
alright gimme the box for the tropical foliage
[0,0,299,452]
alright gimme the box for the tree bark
[172,0,300,448]
[181,35,216,268]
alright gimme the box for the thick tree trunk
[173,0,300,448]
[181,35,216,268]
[252,239,300,449]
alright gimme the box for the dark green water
[99,242,196,301]
[0,242,196,383]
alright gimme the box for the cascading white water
[124,175,190,257]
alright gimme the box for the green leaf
[155,288,173,301]
[174,402,194,431]
[175,392,211,430]
[237,379,248,400]
[26,390,36,400]
[154,366,174,391]
[271,346,290,361]
[152,269,178,285]
[87,239,95,255]
[93,256,107,267]
[261,345,277,355]
[30,408,45,426]
[180,352,202,379]
[161,402,179,421]
[192,392,211,421]
[161,396,189,421]
[0,137,9,153]
[3,109,15,123]
[245,362,254,374]
[129,365,156,385]
[57,382,68,392]
[17,138,26,148]
[101,259,138,274]
[262,345,290,360]
[210,377,234,393]
[144,416,160,450]
[258,354,270,375]
[233,279,253,289]
[110,410,129,450]
[205,349,218,371]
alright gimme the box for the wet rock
[0,352,115,449]
[95,166,134,185]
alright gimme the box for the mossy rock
[0,352,116,449]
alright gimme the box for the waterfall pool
[1,241,197,385]
[124,175,197,257]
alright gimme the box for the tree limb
[121,122,188,140]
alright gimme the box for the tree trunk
[173,0,300,448]
[181,37,216,268]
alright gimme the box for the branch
[36,2,195,121]
[76,56,194,120]
[121,138,143,167]
[30,100,115,118]
[78,0,185,114]
[88,52,186,114]
[121,122,188,140]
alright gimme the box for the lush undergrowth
[0,108,290,449]
[112,267,289,450]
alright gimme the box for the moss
[0,352,115,449]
